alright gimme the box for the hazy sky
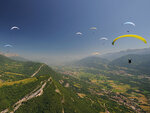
[0,0,150,64]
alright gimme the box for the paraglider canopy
[10,26,20,30]
[124,22,135,26]
[112,34,147,45]
[100,37,108,40]
[90,27,97,30]
[76,32,82,35]
[4,44,13,48]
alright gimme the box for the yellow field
[109,81,130,93]
[4,72,23,76]
[91,79,97,83]
[140,105,150,113]
[77,93,86,98]
[0,78,37,87]
[74,83,81,88]
[128,93,150,112]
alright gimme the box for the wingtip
[112,42,114,45]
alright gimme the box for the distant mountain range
[9,56,29,62]
[100,47,150,61]
[0,52,29,62]
[109,54,150,75]
[73,56,109,69]
[72,52,150,75]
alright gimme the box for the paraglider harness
[128,59,132,64]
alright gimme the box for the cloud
[90,27,97,30]
[76,32,82,35]
[100,37,108,40]
[92,52,100,55]
[10,26,20,30]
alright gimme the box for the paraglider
[4,44,13,53]
[112,34,147,45]
[124,22,135,26]
[100,37,108,40]
[128,58,132,64]
[76,32,82,35]
[124,22,135,33]
[10,26,20,30]
[100,37,108,45]
[112,34,147,64]
[76,32,83,38]
[90,27,97,34]
[90,27,97,30]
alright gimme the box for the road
[0,64,48,113]
[1,77,52,113]
[12,77,52,113]
[31,64,44,77]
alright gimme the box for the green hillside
[0,55,42,81]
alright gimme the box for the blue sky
[0,0,150,64]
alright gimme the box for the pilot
[128,59,132,64]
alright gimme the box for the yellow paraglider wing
[112,34,147,45]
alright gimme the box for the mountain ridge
[100,47,150,61]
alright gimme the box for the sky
[0,0,150,64]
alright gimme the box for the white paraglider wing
[124,22,135,26]
[11,26,20,30]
